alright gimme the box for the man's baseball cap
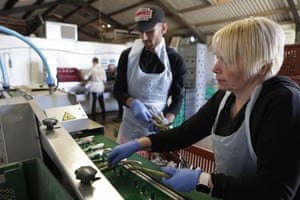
[133,6,166,32]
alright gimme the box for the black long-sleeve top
[113,46,187,116]
[149,76,300,200]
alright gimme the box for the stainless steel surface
[44,103,89,132]
[0,97,43,164]
[29,99,123,200]
[30,90,75,110]
[0,91,122,199]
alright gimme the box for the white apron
[117,39,173,144]
[212,85,262,176]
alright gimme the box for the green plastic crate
[0,158,73,200]
[173,97,185,128]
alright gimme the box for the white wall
[0,35,127,87]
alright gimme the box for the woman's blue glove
[161,167,202,192]
[148,117,169,132]
[130,99,152,122]
[107,140,142,167]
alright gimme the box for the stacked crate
[172,95,185,128]
[178,43,207,120]
[279,44,300,85]
[0,158,73,200]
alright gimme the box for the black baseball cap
[133,6,166,32]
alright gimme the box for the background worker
[106,64,117,81]
[113,6,187,144]
[86,57,107,124]
[108,17,300,199]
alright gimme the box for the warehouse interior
[0,0,300,200]
[1,0,299,44]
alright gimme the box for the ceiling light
[18,0,35,2]
[214,0,235,4]
[190,36,196,42]
[208,0,235,5]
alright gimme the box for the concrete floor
[90,111,121,142]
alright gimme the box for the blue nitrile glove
[107,140,142,167]
[130,99,152,122]
[148,117,169,132]
[161,167,202,192]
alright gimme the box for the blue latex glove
[161,167,202,192]
[148,117,169,132]
[107,140,142,167]
[130,99,152,122]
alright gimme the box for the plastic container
[0,158,73,200]
[173,97,185,128]
[279,44,300,76]
[178,145,215,173]
[289,75,300,86]
[160,145,216,173]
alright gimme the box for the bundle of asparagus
[150,111,173,132]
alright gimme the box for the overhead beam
[206,0,236,5]
[0,1,62,16]
[22,0,46,19]
[179,2,211,13]
[69,0,127,30]
[3,0,17,10]
[286,0,300,31]
[155,0,207,43]
[107,0,152,16]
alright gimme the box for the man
[106,64,117,81]
[113,6,187,143]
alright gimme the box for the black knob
[42,118,58,130]
[75,166,100,185]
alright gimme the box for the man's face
[139,23,167,52]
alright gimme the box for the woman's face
[212,52,248,93]
[139,23,167,52]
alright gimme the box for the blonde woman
[108,17,300,199]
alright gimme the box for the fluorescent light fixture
[18,0,35,2]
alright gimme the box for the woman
[86,57,107,123]
[108,17,300,199]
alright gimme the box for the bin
[279,44,300,76]
[0,158,73,200]
[160,145,216,173]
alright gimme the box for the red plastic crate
[138,145,216,173]
[57,67,81,82]
[279,44,300,76]
[289,75,300,86]
[177,145,215,173]
[160,145,216,173]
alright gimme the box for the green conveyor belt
[90,135,220,200]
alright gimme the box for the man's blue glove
[161,167,202,192]
[107,140,142,167]
[148,117,169,132]
[130,99,152,122]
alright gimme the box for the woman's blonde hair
[212,17,285,79]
